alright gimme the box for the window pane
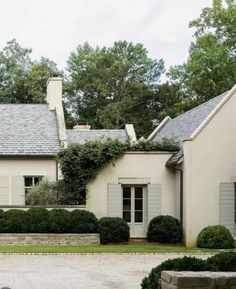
[135,187,143,199]
[135,211,143,223]
[34,177,42,185]
[123,199,131,210]
[135,199,143,211]
[24,177,33,187]
[123,211,131,223]
[123,187,131,198]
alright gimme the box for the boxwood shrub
[48,209,72,233]
[206,252,236,271]
[98,217,130,244]
[1,209,28,233]
[26,208,49,233]
[70,210,98,233]
[147,215,182,243]
[141,252,236,289]
[141,256,206,289]
[197,225,234,249]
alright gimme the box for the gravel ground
[0,254,211,289]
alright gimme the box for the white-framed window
[24,176,43,195]
[122,186,144,224]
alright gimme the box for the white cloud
[0,0,213,70]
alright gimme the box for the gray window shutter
[107,184,122,218]
[147,184,161,223]
[220,182,235,235]
[12,176,25,205]
[0,176,9,205]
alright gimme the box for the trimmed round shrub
[141,256,206,289]
[2,209,28,233]
[26,208,49,233]
[48,209,72,233]
[98,217,130,244]
[197,225,234,249]
[147,215,182,243]
[70,210,98,233]
[206,252,236,271]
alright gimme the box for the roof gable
[150,91,227,145]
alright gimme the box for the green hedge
[0,208,98,234]
[147,215,182,243]
[141,252,236,289]
[98,217,130,244]
[26,208,49,233]
[70,210,98,233]
[197,225,234,249]
[2,209,28,233]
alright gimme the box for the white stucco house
[0,76,235,246]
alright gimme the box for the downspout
[174,167,183,230]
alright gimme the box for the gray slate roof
[152,92,227,145]
[0,104,60,156]
[67,129,128,144]
[151,92,228,166]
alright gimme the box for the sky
[0,0,213,71]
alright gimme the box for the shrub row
[0,209,130,244]
[0,208,98,234]
[141,252,236,289]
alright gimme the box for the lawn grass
[0,244,219,254]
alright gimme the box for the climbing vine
[57,138,179,205]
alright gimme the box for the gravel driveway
[0,254,210,289]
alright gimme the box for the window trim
[24,175,43,195]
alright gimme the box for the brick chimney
[46,77,67,146]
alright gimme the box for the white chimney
[46,77,67,146]
[47,76,63,110]
[73,124,91,131]
[125,124,137,144]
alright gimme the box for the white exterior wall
[183,90,236,246]
[86,152,177,219]
[0,158,57,205]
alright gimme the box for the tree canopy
[65,41,165,137]
[0,39,60,103]
[169,0,236,106]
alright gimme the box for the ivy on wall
[57,138,179,205]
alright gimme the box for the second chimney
[73,123,91,131]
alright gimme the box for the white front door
[122,186,147,238]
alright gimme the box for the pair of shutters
[219,183,235,235]
[107,183,161,223]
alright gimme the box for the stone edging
[0,252,215,256]
[0,233,100,245]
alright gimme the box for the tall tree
[0,39,60,103]
[65,41,165,137]
[168,0,236,105]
